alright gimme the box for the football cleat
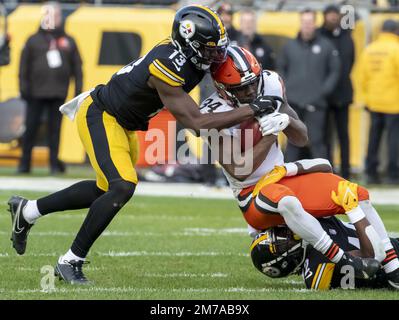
[339,252,380,280]
[386,268,399,290]
[54,259,91,285]
[8,195,32,255]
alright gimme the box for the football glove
[331,180,359,212]
[258,112,290,136]
[253,166,287,197]
[249,95,282,117]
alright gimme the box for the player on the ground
[250,216,399,290]
[7,6,277,285]
[200,45,399,284]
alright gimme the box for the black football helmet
[171,5,229,70]
[250,226,306,278]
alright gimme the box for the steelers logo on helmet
[171,5,229,69]
[179,20,196,39]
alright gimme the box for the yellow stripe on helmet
[250,234,269,252]
[194,5,226,38]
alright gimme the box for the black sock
[71,179,136,258]
[37,180,105,215]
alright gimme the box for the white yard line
[1,177,399,205]
[0,251,250,258]
[97,251,250,257]
[1,286,305,294]
[143,272,229,278]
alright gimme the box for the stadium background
[0,0,399,300]
[0,0,398,171]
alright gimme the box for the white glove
[257,112,290,136]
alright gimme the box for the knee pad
[277,196,302,218]
[109,179,136,204]
[255,184,295,214]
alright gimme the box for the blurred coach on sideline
[318,4,355,179]
[18,2,83,174]
[278,9,340,161]
[359,20,399,184]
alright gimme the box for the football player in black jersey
[7,5,275,284]
[250,216,399,290]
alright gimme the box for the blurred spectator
[216,2,241,45]
[239,9,275,70]
[359,20,399,184]
[278,9,340,162]
[318,4,355,179]
[18,2,83,174]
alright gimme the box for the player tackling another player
[7,6,280,284]
[199,45,399,288]
[6,5,398,289]
[250,217,399,290]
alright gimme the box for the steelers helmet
[250,226,306,278]
[172,5,229,70]
[212,45,262,106]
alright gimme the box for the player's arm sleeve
[284,158,333,177]
[148,58,185,87]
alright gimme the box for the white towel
[59,89,93,121]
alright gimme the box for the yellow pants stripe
[76,96,139,191]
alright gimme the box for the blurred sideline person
[217,2,241,44]
[250,216,399,290]
[318,4,355,179]
[359,20,399,185]
[278,9,340,162]
[200,46,389,282]
[18,2,83,174]
[239,9,275,70]
[8,6,276,285]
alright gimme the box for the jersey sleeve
[148,57,186,87]
[302,249,335,290]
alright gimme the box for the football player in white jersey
[199,46,399,286]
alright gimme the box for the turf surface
[0,190,398,300]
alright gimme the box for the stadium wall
[0,5,398,169]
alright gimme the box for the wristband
[346,206,366,224]
[284,163,298,177]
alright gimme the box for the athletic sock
[314,232,344,263]
[70,180,136,258]
[37,180,104,215]
[382,239,399,274]
[59,249,85,264]
[277,196,344,263]
[360,201,399,273]
[23,200,41,224]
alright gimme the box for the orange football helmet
[212,46,262,107]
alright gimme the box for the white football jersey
[199,70,285,196]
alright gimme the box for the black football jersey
[301,216,399,290]
[91,39,205,131]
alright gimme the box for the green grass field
[0,190,399,300]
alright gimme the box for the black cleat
[386,268,399,290]
[8,196,32,255]
[339,252,380,280]
[54,260,91,285]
